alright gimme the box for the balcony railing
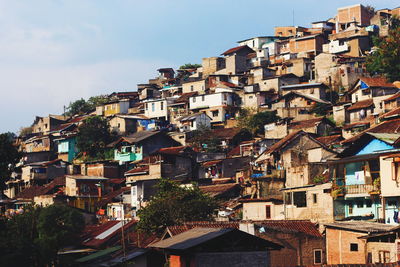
[345,184,379,195]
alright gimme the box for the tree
[189,125,221,152]
[238,109,280,135]
[19,126,33,137]
[64,98,92,116]
[76,116,112,159]
[0,132,20,191]
[136,179,218,233]
[0,205,84,267]
[366,25,400,82]
[179,63,201,69]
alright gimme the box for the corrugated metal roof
[151,227,233,250]
[324,221,395,233]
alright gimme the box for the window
[348,202,353,214]
[350,243,358,251]
[212,110,219,117]
[193,97,196,103]
[145,103,148,110]
[224,94,228,101]
[293,191,307,207]
[117,123,121,129]
[366,199,372,207]
[202,95,205,101]
[135,146,141,153]
[161,101,164,110]
[313,249,322,264]
[388,200,397,206]
[249,96,253,99]
[190,85,194,92]
[265,205,271,219]
[313,193,317,204]
[379,250,391,263]
[356,200,364,208]
[151,103,155,112]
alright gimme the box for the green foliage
[0,132,21,190]
[179,63,201,69]
[65,95,110,117]
[311,103,330,116]
[313,175,328,185]
[0,205,84,267]
[366,26,400,82]
[238,109,280,135]
[190,125,221,152]
[136,179,218,233]
[76,116,112,160]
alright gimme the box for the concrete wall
[189,93,233,110]
[337,4,371,25]
[182,79,207,94]
[367,242,397,264]
[242,201,284,220]
[144,99,168,120]
[194,251,269,267]
[284,183,335,225]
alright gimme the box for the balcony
[251,169,285,180]
[345,184,379,195]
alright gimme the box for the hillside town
[2,3,400,267]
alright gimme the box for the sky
[0,0,398,133]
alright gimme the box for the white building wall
[189,93,233,110]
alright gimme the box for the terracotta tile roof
[156,146,187,155]
[221,45,253,56]
[82,220,137,248]
[254,220,322,238]
[289,117,325,130]
[211,127,241,139]
[199,183,240,197]
[347,99,374,111]
[384,92,400,102]
[227,145,241,157]
[264,130,304,154]
[316,134,343,145]
[15,176,66,200]
[342,121,370,130]
[124,166,149,175]
[220,81,239,88]
[360,77,395,88]
[342,118,400,144]
[381,107,400,119]
[166,221,240,236]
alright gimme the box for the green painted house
[56,135,78,162]
[109,130,180,164]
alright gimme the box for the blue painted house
[330,132,399,221]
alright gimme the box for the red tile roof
[264,130,303,154]
[254,220,322,237]
[381,107,400,119]
[156,146,187,155]
[227,145,241,157]
[166,221,240,236]
[16,176,66,200]
[221,45,253,56]
[289,117,325,130]
[316,134,343,145]
[342,118,400,144]
[125,166,149,175]
[212,127,241,139]
[82,220,137,248]
[360,77,395,88]
[347,99,374,111]
[384,92,400,102]
[199,183,240,197]
[220,81,239,88]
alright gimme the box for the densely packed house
[3,4,400,266]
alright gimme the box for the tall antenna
[292,9,295,26]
